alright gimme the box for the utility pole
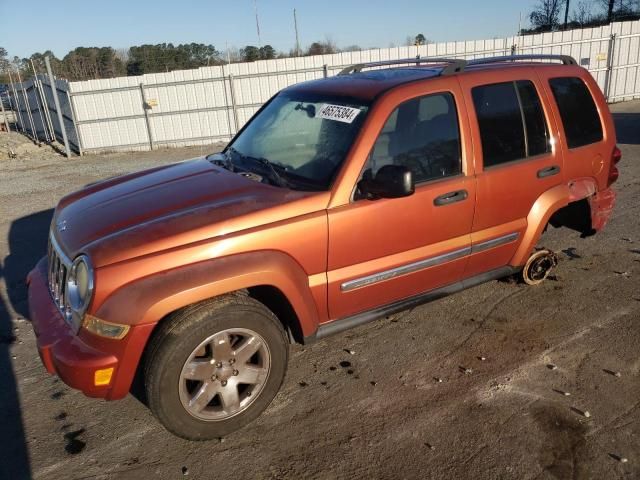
[294,8,300,56]
[254,0,261,47]
[564,0,570,29]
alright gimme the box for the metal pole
[16,69,38,143]
[30,59,50,142]
[221,65,234,140]
[0,92,10,132]
[294,9,300,56]
[323,64,328,78]
[564,0,570,29]
[228,73,240,133]
[66,91,84,155]
[33,59,56,141]
[604,33,617,102]
[7,72,24,132]
[139,83,154,150]
[45,56,71,157]
[254,0,261,48]
[39,76,56,141]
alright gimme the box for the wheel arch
[96,250,320,337]
[510,184,570,266]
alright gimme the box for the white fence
[10,20,640,154]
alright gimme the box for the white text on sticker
[316,104,361,124]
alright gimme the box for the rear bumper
[589,187,616,231]
[27,257,154,400]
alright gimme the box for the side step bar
[306,266,519,343]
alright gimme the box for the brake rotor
[523,249,558,285]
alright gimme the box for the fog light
[94,367,114,386]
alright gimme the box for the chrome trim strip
[341,246,472,292]
[339,232,519,292]
[471,232,519,255]
[49,232,72,267]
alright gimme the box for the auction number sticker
[316,104,361,124]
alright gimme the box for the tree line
[0,33,438,85]
[524,0,639,33]
[0,40,357,84]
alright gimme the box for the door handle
[537,165,561,178]
[433,189,468,206]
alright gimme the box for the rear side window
[549,77,603,149]
[472,80,550,168]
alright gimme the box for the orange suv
[27,54,620,440]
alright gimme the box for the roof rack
[338,57,466,76]
[466,54,577,66]
[337,54,577,77]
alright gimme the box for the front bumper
[27,257,154,400]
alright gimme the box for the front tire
[144,295,289,440]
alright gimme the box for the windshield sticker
[316,104,361,124]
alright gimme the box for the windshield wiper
[206,152,236,172]
[227,148,292,188]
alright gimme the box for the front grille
[47,233,73,325]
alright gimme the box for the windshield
[226,91,370,190]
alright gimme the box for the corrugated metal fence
[7,19,640,154]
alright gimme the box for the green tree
[240,46,261,62]
[414,33,427,46]
[259,45,276,60]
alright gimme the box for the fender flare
[510,184,570,266]
[95,250,321,337]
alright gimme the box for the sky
[1,0,542,59]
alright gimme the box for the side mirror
[358,165,415,199]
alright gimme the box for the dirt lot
[1,102,639,480]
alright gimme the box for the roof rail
[338,57,467,76]
[467,54,577,66]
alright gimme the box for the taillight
[608,146,621,186]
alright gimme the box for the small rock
[434,377,443,383]
[182,466,189,476]
[344,349,356,355]
[609,453,628,463]
[615,371,622,378]
[621,237,633,243]
[219,437,225,443]
[613,270,631,277]
[370,381,377,386]
[298,381,308,387]
[11,355,16,360]
[339,360,351,368]
[478,356,486,361]
[425,442,435,450]
[571,407,591,418]
[547,364,558,370]
[460,366,473,375]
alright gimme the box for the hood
[53,158,320,266]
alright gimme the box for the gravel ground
[1,101,639,480]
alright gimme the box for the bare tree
[572,0,595,24]
[529,0,565,29]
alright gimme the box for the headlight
[67,254,94,316]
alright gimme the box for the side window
[516,80,550,157]
[549,77,603,149]
[472,80,550,168]
[366,92,462,184]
